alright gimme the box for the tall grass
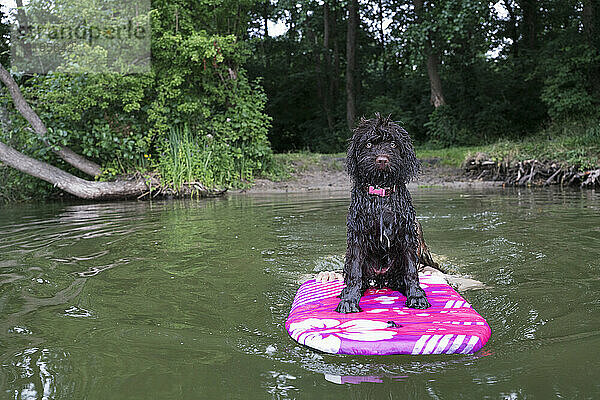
[158,125,256,189]
[164,125,196,187]
[481,118,600,169]
[415,118,600,170]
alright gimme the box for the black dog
[336,114,431,313]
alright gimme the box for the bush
[23,72,155,173]
[424,106,473,147]
[540,38,600,121]
[158,102,272,190]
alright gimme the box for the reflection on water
[0,187,599,399]
[324,374,408,384]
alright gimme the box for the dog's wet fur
[336,114,430,313]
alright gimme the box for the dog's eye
[366,142,372,149]
[391,141,397,148]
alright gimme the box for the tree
[1,0,273,200]
[346,0,359,129]
[412,0,446,108]
[0,63,154,199]
[0,65,102,177]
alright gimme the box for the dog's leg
[336,241,363,313]
[402,250,431,309]
[415,220,441,271]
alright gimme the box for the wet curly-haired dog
[336,114,431,313]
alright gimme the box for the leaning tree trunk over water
[346,0,358,130]
[0,63,102,177]
[0,141,151,199]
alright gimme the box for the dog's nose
[375,155,389,168]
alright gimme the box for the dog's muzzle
[375,155,390,170]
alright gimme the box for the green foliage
[415,146,480,168]
[247,0,599,153]
[396,0,491,65]
[0,92,68,202]
[414,118,600,171]
[246,1,354,152]
[21,72,155,172]
[540,42,599,121]
[0,162,56,203]
[3,0,600,202]
[424,106,473,147]
[360,76,431,143]
[149,0,273,185]
[159,117,271,189]
[1,0,273,201]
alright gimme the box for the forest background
[0,0,599,201]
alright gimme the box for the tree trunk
[263,1,269,38]
[583,0,594,41]
[324,4,331,66]
[378,0,387,88]
[346,0,358,130]
[413,0,447,108]
[0,64,102,177]
[14,0,32,58]
[425,39,446,107]
[332,0,341,103]
[260,1,270,70]
[287,4,296,69]
[520,0,537,51]
[583,0,600,95]
[504,0,519,56]
[308,28,326,116]
[0,141,150,200]
[323,2,334,130]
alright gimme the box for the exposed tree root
[463,152,600,188]
[137,180,227,200]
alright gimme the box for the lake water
[0,187,599,399]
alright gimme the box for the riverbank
[2,122,598,203]
[238,121,600,194]
[237,152,502,194]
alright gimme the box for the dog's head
[347,113,419,186]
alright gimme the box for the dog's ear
[346,117,368,178]
[397,130,421,184]
[346,134,358,178]
[400,149,420,184]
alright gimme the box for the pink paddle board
[286,272,491,355]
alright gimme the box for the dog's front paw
[406,294,430,309]
[335,299,362,313]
